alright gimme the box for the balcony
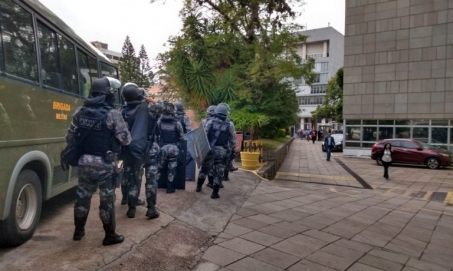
[306,53,329,58]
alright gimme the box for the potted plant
[230,110,269,170]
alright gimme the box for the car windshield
[332,134,343,141]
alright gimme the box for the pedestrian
[381,143,394,180]
[306,129,311,142]
[196,103,236,199]
[157,102,184,194]
[120,83,160,219]
[317,129,322,141]
[311,129,317,144]
[324,132,335,161]
[66,77,131,246]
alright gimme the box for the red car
[371,139,452,169]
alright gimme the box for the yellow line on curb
[277,171,357,182]
[444,192,453,206]
[422,191,433,201]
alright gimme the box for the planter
[240,151,260,170]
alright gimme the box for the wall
[343,0,453,120]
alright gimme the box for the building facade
[295,27,344,131]
[90,41,121,65]
[343,0,453,155]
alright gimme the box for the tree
[153,0,315,137]
[311,68,344,123]
[137,45,155,88]
[118,36,140,84]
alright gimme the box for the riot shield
[193,123,211,168]
[157,141,186,190]
[184,129,197,181]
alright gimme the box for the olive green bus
[0,0,121,246]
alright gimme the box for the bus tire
[0,169,42,247]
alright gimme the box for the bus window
[0,0,38,81]
[57,34,78,95]
[77,50,91,98]
[88,56,98,92]
[37,20,61,89]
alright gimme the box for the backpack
[122,102,150,165]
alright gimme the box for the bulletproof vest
[160,118,179,144]
[176,114,186,133]
[78,105,113,156]
[208,118,230,147]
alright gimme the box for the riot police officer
[120,83,160,219]
[66,77,131,246]
[158,102,184,193]
[197,104,236,198]
[174,101,191,133]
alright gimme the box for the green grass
[261,137,291,150]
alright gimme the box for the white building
[294,27,344,131]
[90,41,121,66]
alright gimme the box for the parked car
[371,139,452,169]
[322,134,344,152]
[413,138,448,150]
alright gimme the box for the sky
[39,0,345,67]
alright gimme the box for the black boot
[73,216,87,241]
[224,171,229,181]
[196,178,204,192]
[211,184,220,199]
[146,206,160,219]
[229,166,238,172]
[121,184,128,205]
[166,182,175,194]
[126,207,136,218]
[102,224,124,246]
[206,175,214,188]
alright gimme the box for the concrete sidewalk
[196,140,453,271]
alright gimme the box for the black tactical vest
[208,118,230,147]
[176,114,186,133]
[78,106,113,156]
[160,119,179,144]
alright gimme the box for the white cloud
[38,0,345,66]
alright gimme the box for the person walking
[324,132,335,161]
[311,130,317,144]
[66,77,131,245]
[381,143,394,180]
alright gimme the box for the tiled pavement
[194,140,453,271]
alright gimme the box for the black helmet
[90,77,121,96]
[174,101,184,112]
[162,101,176,115]
[207,105,216,117]
[215,103,229,118]
[139,88,149,97]
[122,83,142,102]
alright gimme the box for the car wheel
[426,157,440,169]
[0,170,42,247]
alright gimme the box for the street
[1,140,453,271]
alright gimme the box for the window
[294,77,305,85]
[432,128,448,144]
[396,127,410,138]
[0,0,38,81]
[101,62,118,79]
[311,85,326,94]
[298,96,324,105]
[37,21,60,89]
[314,62,328,72]
[389,140,401,147]
[88,57,98,89]
[379,127,393,140]
[362,127,377,142]
[313,74,320,83]
[403,141,419,149]
[58,34,78,94]
[77,50,91,97]
[320,73,328,83]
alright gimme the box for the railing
[258,138,294,180]
[306,53,329,58]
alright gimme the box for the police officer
[158,102,184,193]
[202,106,220,189]
[197,104,236,199]
[174,101,191,133]
[120,84,145,210]
[66,77,131,246]
[120,83,160,218]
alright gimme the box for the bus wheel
[0,170,42,247]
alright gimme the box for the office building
[343,0,453,155]
[295,27,344,131]
[90,41,121,65]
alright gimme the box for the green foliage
[277,129,286,138]
[118,36,140,84]
[312,68,343,123]
[137,45,155,88]
[153,0,313,135]
[230,109,270,142]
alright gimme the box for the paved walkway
[195,140,453,271]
